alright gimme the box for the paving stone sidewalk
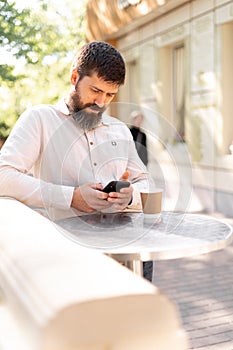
[153,214,233,350]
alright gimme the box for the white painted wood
[0,198,188,350]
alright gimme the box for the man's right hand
[71,183,111,213]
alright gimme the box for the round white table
[56,211,233,276]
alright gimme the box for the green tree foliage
[0,0,40,62]
[0,0,87,140]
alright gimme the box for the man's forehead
[84,73,119,92]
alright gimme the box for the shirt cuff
[42,184,74,210]
[127,187,142,211]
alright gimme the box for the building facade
[86,0,233,217]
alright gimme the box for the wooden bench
[0,197,188,350]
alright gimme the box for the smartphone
[102,180,130,193]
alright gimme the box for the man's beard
[68,90,106,131]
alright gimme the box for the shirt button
[90,141,93,145]
[93,162,97,166]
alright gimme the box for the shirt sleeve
[0,109,74,210]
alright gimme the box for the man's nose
[94,94,106,108]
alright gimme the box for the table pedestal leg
[124,260,143,276]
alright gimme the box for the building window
[127,59,140,104]
[158,42,186,144]
[172,44,185,142]
[221,21,233,155]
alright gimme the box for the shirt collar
[101,113,110,126]
[55,98,70,116]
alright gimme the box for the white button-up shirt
[0,100,153,220]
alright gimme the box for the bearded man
[0,41,154,281]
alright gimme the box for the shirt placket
[84,131,99,181]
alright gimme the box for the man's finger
[119,170,130,180]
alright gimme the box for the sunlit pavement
[154,213,233,350]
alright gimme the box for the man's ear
[70,69,79,86]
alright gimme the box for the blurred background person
[129,111,148,166]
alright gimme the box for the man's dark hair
[72,41,125,85]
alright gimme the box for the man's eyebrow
[90,85,117,94]
[90,85,103,92]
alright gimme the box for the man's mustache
[83,104,106,113]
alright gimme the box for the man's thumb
[120,170,130,180]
